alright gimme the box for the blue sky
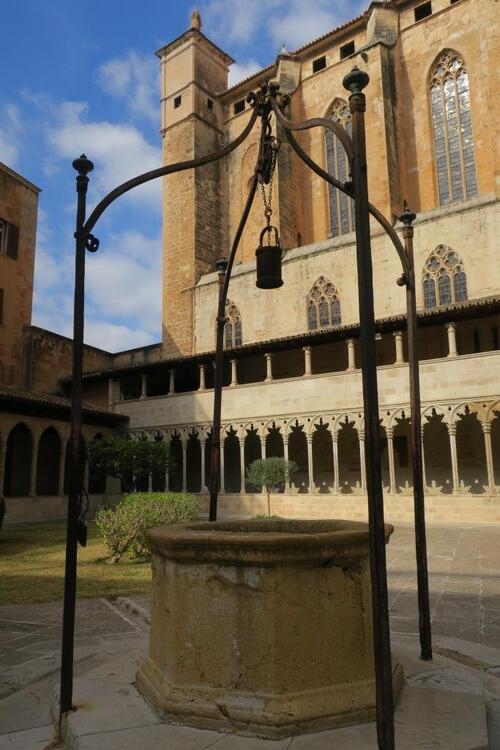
[1,0,363,352]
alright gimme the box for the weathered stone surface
[137,519,402,737]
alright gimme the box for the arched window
[224,301,242,348]
[307,277,342,331]
[4,423,33,497]
[422,245,468,308]
[429,51,478,206]
[325,100,354,237]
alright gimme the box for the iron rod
[400,208,433,661]
[344,68,395,750]
[209,169,260,521]
[59,155,93,723]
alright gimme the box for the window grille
[422,244,468,308]
[429,51,477,205]
[307,276,342,331]
[224,301,242,347]
[325,100,354,237]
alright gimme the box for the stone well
[136,519,403,738]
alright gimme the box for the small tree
[88,435,171,494]
[246,457,298,516]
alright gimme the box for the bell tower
[157,10,234,356]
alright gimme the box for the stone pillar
[220,438,226,494]
[181,439,187,493]
[148,471,153,492]
[306,434,314,493]
[283,435,290,494]
[58,437,67,496]
[393,331,404,364]
[421,428,427,489]
[108,378,115,408]
[446,322,458,358]
[165,464,170,492]
[198,364,206,391]
[230,359,238,387]
[240,438,245,494]
[332,432,340,493]
[168,369,176,396]
[387,427,397,494]
[260,435,266,460]
[200,438,206,493]
[265,353,273,383]
[482,421,496,495]
[347,339,356,371]
[447,423,460,494]
[359,430,366,493]
[140,373,148,400]
[303,346,312,377]
[0,445,7,497]
[29,432,39,497]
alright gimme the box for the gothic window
[307,277,341,331]
[224,301,242,348]
[325,100,354,237]
[422,244,468,308]
[429,51,478,206]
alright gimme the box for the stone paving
[1,523,499,748]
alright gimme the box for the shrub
[96,492,199,562]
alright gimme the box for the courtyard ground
[1,522,498,748]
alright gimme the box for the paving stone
[0,724,56,749]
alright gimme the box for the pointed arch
[428,50,477,206]
[306,276,341,331]
[325,98,354,237]
[422,244,468,308]
[224,300,242,348]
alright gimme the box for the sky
[1,0,364,352]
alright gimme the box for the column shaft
[265,353,273,382]
[482,423,496,494]
[168,369,176,395]
[359,432,367,493]
[29,434,39,497]
[140,373,147,399]
[303,346,312,377]
[220,440,225,494]
[446,323,458,358]
[387,428,396,494]
[230,359,238,387]
[347,339,356,371]
[447,424,460,494]
[283,437,290,493]
[307,436,314,493]
[394,331,404,364]
[332,434,340,493]
[240,439,245,494]
[200,440,206,493]
[58,439,67,495]
[198,365,206,391]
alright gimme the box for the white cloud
[48,101,162,213]
[85,229,162,337]
[97,51,159,124]
[83,321,157,352]
[0,104,23,167]
[228,60,262,87]
[202,0,364,53]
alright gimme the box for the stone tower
[157,11,234,356]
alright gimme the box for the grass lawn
[0,521,151,606]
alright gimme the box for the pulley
[256,225,283,289]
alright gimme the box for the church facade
[1,0,499,524]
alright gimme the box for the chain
[260,134,280,240]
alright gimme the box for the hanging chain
[259,116,281,242]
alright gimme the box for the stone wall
[0,165,39,388]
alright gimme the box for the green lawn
[0,521,151,606]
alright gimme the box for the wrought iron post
[59,154,93,722]
[400,206,433,661]
[209,258,228,521]
[343,68,395,749]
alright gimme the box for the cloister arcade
[130,400,500,499]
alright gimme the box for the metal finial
[72,154,94,175]
[215,257,228,272]
[342,66,370,94]
[399,202,416,226]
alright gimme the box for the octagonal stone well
[136,519,403,738]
